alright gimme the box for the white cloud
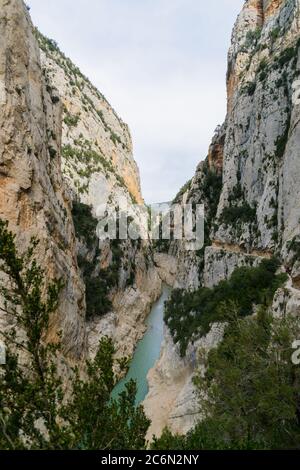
[28,0,243,203]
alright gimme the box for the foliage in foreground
[165,258,287,356]
[0,219,149,449]
[153,306,300,450]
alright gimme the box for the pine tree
[0,219,150,449]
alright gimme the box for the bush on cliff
[165,258,287,356]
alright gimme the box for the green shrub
[241,27,262,52]
[48,146,57,159]
[71,202,124,318]
[165,258,287,356]
[154,308,300,450]
[78,255,113,318]
[72,201,98,248]
[62,144,128,193]
[269,26,281,43]
[64,112,80,127]
[246,27,262,44]
[199,165,223,220]
[259,69,268,81]
[110,131,122,146]
[256,59,267,81]
[278,46,297,67]
[287,236,300,264]
[220,202,256,226]
[275,114,291,159]
[51,95,60,104]
[243,81,256,96]
[257,57,268,71]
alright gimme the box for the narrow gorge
[1,0,300,451]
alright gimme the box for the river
[112,285,171,405]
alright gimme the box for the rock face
[37,32,143,209]
[221,0,300,259]
[0,0,161,368]
[35,15,162,359]
[0,0,86,361]
[144,0,300,437]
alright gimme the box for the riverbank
[112,285,171,405]
[143,327,198,440]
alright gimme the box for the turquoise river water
[112,285,171,405]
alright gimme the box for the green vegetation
[48,146,57,159]
[257,58,268,82]
[252,40,300,88]
[151,210,172,254]
[63,143,114,175]
[94,109,123,148]
[275,114,291,159]
[62,143,127,194]
[153,307,300,450]
[71,200,132,318]
[278,46,298,68]
[269,26,281,45]
[79,238,124,319]
[64,112,80,128]
[242,27,262,51]
[36,30,106,103]
[71,201,124,318]
[197,165,223,264]
[78,254,112,319]
[173,179,192,203]
[71,201,111,317]
[199,164,223,227]
[243,81,256,96]
[287,236,300,264]
[164,258,287,356]
[161,164,222,258]
[110,131,122,146]
[192,163,223,274]
[0,219,149,449]
[219,178,257,232]
[272,41,300,72]
[246,27,262,44]
[220,202,256,226]
[72,200,98,249]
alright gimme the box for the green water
[112,285,171,405]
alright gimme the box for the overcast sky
[28,0,243,203]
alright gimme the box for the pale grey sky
[28,0,243,203]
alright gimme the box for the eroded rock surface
[144,0,300,438]
[0,0,86,362]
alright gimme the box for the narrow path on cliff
[211,240,273,258]
[212,241,300,290]
[111,285,172,405]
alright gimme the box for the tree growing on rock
[0,219,149,450]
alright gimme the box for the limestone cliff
[37,32,143,208]
[35,15,162,359]
[0,0,86,362]
[145,0,300,436]
[0,0,160,370]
